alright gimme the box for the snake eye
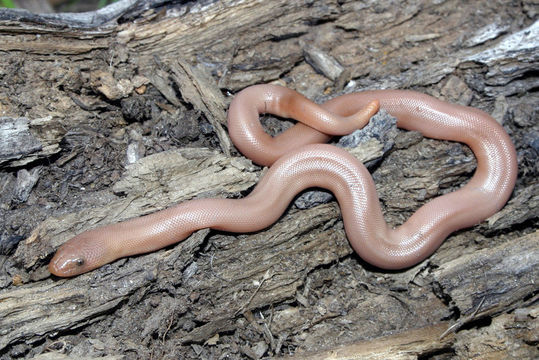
[75,258,85,267]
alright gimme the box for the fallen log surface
[0,0,537,359]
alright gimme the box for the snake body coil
[49,85,517,277]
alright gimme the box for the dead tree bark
[0,1,537,359]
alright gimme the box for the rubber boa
[49,84,517,276]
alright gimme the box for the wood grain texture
[0,0,537,358]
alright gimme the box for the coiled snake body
[49,85,517,277]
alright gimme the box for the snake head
[48,231,108,277]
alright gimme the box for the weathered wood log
[0,117,64,167]
[282,323,455,360]
[0,0,537,359]
[433,230,538,327]
[2,140,386,351]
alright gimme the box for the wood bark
[0,0,537,359]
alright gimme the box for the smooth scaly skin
[49,84,517,277]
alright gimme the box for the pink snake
[49,84,517,277]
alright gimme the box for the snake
[49,84,517,277]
